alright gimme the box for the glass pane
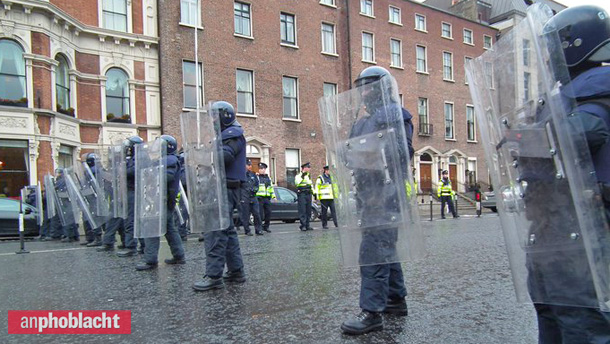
[0,75,26,100]
[106,97,123,116]
[285,149,299,167]
[183,62,196,85]
[184,85,197,108]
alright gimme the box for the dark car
[0,198,39,237]
[482,191,497,212]
[235,186,321,225]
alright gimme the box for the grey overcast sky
[554,0,610,12]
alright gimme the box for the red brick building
[0,0,160,196]
[159,0,497,192]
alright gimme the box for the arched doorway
[246,143,261,173]
[448,155,458,191]
[419,153,433,193]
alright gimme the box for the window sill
[443,79,455,83]
[390,65,404,70]
[467,140,478,143]
[362,59,377,65]
[179,23,203,30]
[463,42,474,46]
[234,33,254,40]
[282,117,302,123]
[281,43,299,49]
[320,3,337,9]
[483,46,492,50]
[237,113,257,118]
[416,71,429,75]
[415,29,428,34]
[389,21,403,26]
[360,13,375,19]
[445,138,457,142]
[442,36,453,40]
[321,51,339,57]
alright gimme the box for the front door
[419,163,432,193]
[249,157,261,173]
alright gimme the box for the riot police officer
[341,66,414,335]
[176,151,189,241]
[136,135,186,271]
[437,170,458,219]
[193,101,247,291]
[256,162,274,233]
[80,153,103,247]
[241,160,264,236]
[116,136,144,257]
[295,162,313,231]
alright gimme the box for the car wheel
[310,209,319,222]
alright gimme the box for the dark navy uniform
[241,166,263,235]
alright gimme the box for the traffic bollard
[16,188,30,254]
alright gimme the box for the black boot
[96,245,114,252]
[384,298,408,316]
[223,270,246,283]
[341,310,383,335]
[193,276,224,291]
[87,236,103,247]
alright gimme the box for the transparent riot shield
[96,145,128,219]
[174,181,189,225]
[134,138,167,238]
[52,169,79,226]
[43,174,56,219]
[318,78,423,267]
[466,3,610,310]
[22,184,43,226]
[180,108,230,233]
[64,163,110,229]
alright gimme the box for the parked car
[0,198,39,237]
[234,186,321,225]
[481,191,497,212]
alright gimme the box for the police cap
[301,162,311,169]
[258,162,268,169]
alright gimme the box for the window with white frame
[416,45,427,73]
[323,82,337,98]
[484,35,492,49]
[0,40,26,104]
[389,6,401,24]
[320,0,335,6]
[464,56,472,84]
[523,72,531,102]
[445,102,454,139]
[105,68,130,120]
[285,148,300,188]
[182,61,202,109]
[283,76,298,119]
[102,0,128,32]
[55,54,71,112]
[441,22,452,38]
[390,39,402,68]
[280,12,296,45]
[234,1,251,37]
[321,23,336,54]
[415,14,426,31]
[418,97,430,135]
[443,51,453,81]
[467,105,475,141]
[360,0,373,16]
[362,32,374,62]
[180,0,199,26]
[236,69,254,114]
[463,28,473,44]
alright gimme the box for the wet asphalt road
[0,214,537,344]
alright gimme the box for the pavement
[0,214,537,344]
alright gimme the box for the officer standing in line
[176,151,189,241]
[437,170,458,219]
[56,169,79,243]
[315,165,338,229]
[48,171,64,240]
[240,160,264,236]
[98,147,127,251]
[116,136,144,257]
[80,153,103,247]
[295,162,313,231]
[136,135,186,271]
[256,162,274,233]
[340,66,414,335]
[193,101,247,291]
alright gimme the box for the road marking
[0,247,89,256]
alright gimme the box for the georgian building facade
[0,0,161,197]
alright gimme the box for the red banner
[8,310,131,334]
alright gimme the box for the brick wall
[51,0,98,27]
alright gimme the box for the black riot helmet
[85,153,97,167]
[546,5,610,71]
[122,136,143,157]
[160,135,178,154]
[211,101,236,129]
[353,66,398,109]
